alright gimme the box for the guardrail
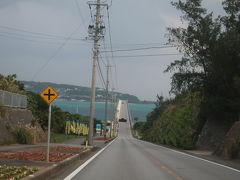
[0,90,27,108]
[127,101,133,128]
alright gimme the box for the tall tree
[166,0,240,123]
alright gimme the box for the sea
[52,99,155,122]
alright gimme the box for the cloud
[0,0,224,101]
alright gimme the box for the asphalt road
[65,100,240,180]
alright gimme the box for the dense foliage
[0,74,90,134]
[166,0,240,124]
[138,0,240,150]
[140,93,201,149]
[26,91,90,133]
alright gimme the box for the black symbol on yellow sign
[40,86,58,104]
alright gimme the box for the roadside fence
[0,90,27,108]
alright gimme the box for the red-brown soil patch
[0,152,73,162]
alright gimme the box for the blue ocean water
[52,100,155,122]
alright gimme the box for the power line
[0,25,84,40]
[31,26,81,80]
[97,56,106,88]
[109,64,115,91]
[101,45,176,53]
[103,40,115,90]
[106,42,168,46]
[0,33,64,44]
[103,40,110,67]
[0,33,90,46]
[0,31,68,40]
[107,7,118,90]
[0,31,85,41]
[104,53,181,59]
[99,53,107,66]
[75,0,87,31]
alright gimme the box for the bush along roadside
[139,92,201,150]
[12,128,33,144]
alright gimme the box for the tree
[166,0,240,123]
[134,117,139,122]
[0,74,24,93]
[26,91,48,129]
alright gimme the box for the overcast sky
[0,0,224,101]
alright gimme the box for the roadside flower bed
[52,146,87,153]
[0,165,37,180]
[0,152,73,162]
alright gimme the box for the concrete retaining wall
[0,107,46,144]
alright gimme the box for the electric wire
[107,7,118,90]
[97,56,107,89]
[31,25,82,80]
[107,42,167,46]
[101,45,176,53]
[103,39,115,90]
[104,53,181,59]
[99,53,107,66]
[109,64,115,92]
[0,33,64,44]
[75,0,87,31]
[0,32,87,47]
[0,25,84,40]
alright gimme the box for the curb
[104,137,116,144]
[23,147,99,180]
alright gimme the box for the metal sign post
[46,103,52,162]
[39,85,58,162]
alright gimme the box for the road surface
[65,100,240,180]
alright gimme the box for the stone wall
[214,121,240,159]
[196,119,231,150]
[0,107,46,144]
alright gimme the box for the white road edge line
[64,138,117,180]
[135,138,240,173]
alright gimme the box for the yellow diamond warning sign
[40,85,59,104]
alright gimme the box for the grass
[50,133,85,143]
[12,128,33,144]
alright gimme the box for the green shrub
[142,92,201,150]
[12,128,33,144]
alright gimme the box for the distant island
[22,81,154,104]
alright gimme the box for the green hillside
[22,81,152,104]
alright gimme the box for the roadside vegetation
[50,133,82,143]
[0,73,91,144]
[12,128,33,144]
[135,0,240,156]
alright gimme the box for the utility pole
[87,0,108,146]
[104,64,110,138]
[111,88,116,137]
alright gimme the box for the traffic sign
[40,85,58,104]
[39,85,58,162]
